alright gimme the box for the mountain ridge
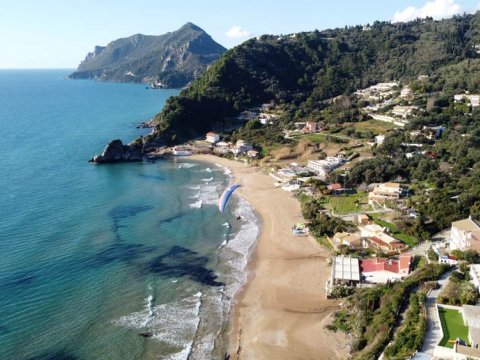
[69,23,226,88]
[141,13,480,146]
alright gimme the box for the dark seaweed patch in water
[87,243,155,267]
[158,212,185,224]
[109,204,154,241]
[24,350,79,360]
[144,246,223,286]
[109,204,154,221]
[0,272,35,291]
[138,173,165,181]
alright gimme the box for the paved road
[421,269,454,355]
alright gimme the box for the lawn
[438,307,470,348]
[345,120,396,136]
[370,213,418,247]
[325,193,368,215]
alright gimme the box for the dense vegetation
[300,195,354,239]
[70,23,226,87]
[332,263,448,359]
[383,292,427,359]
[148,13,480,145]
[438,269,479,305]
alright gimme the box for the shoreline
[189,155,350,360]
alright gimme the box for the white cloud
[225,26,250,39]
[393,0,462,22]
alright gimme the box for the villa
[368,182,402,206]
[450,216,480,252]
[360,254,412,284]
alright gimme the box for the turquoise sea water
[0,70,258,359]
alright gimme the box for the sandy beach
[190,155,349,360]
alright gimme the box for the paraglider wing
[218,184,241,212]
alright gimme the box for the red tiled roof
[399,254,412,270]
[328,183,343,190]
[360,255,412,274]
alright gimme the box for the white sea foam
[115,292,203,360]
[177,163,197,169]
[189,200,202,209]
[201,177,213,182]
[220,198,259,299]
[214,163,232,176]
[188,198,260,358]
[188,185,200,190]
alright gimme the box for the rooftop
[453,217,480,232]
[332,256,360,282]
[464,305,480,321]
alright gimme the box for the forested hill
[146,13,480,145]
[69,23,226,88]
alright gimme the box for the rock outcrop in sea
[90,139,143,164]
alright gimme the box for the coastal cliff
[69,23,226,88]
[89,139,143,164]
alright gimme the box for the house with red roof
[360,254,412,284]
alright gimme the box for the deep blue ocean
[0,70,258,360]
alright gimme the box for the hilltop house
[368,183,402,206]
[391,105,417,118]
[360,254,412,284]
[303,121,317,133]
[450,216,480,252]
[400,86,413,99]
[206,132,220,144]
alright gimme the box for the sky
[1,0,480,68]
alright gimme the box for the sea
[0,70,259,360]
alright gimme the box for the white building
[450,216,480,252]
[400,86,413,98]
[206,132,220,144]
[391,105,417,119]
[375,134,385,145]
[454,93,480,108]
[368,183,402,205]
[330,256,361,286]
[232,141,254,156]
[214,141,230,154]
[307,156,344,179]
[471,264,480,293]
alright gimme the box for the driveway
[421,269,454,354]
